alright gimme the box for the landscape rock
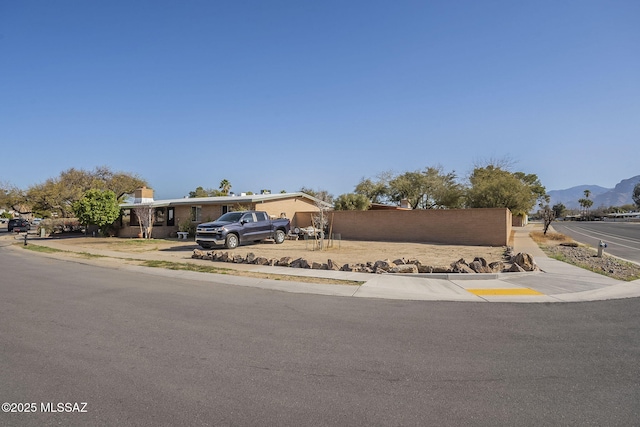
[509,263,526,272]
[489,261,505,273]
[194,247,524,276]
[469,260,492,273]
[391,264,419,274]
[373,259,396,272]
[327,259,341,270]
[277,257,293,267]
[290,258,310,269]
[254,256,270,265]
[192,249,205,259]
[451,259,475,273]
[513,253,539,271]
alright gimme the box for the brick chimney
[133,187,154,204]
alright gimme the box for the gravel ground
[543,244,640,281]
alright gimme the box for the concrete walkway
[6,225,640,303]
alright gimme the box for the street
[551,221,640,264]
[1,245,640,426]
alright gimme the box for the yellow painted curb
[467,288,544,296]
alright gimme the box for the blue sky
[1,0,638,200]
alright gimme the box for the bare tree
[133,204,154,239]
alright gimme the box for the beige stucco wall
[329,208,512,246]
[117,205,511,245]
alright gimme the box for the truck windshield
[216,212,244,222]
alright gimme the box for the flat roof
[120,192,331,209]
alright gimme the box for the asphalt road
[1,246,640,426]
[551,221,640,264]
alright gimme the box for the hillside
[548,175,640,209]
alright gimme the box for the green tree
[28,166,146,218]
[552,203,566,219]
[633,183,640,209]
[334,193,371,210]
[72,189,121,232]
[188,186,223,198]
[388,166,464,209]
[465,165,546,215]
[299,187,334,204]
[0,182,28,214]
[355,167,463,209]
[354,173,392,204]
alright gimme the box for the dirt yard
[46,236,509,268]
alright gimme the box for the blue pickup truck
[195,211,290,249]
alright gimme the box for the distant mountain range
[547,175,640,210]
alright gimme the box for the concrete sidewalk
[6,226,640,303]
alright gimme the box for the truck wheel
[225,234,239,249]
[274,229,286,244]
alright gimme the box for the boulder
[391,264,418,274]
[417,265,433,273]
[254,257,270,265]
[245,252,256,264]
[327,259,341,270]
[469,260,492,273]
[473,257,488,267]
[488,261,505,273]
[232,254,244,263]
[290,258,310,269]
[277,257,293,267]
[509,263,526,272]
[451,259,475,273]
[373,259,396,272]
[513,253,539,271]
[311,262,328,270]
[192,249,205,259]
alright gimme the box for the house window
[167,207,175,226]
[120,209,131,227]
[191,206,202,222]
[154,207,165,226]
[222,205,233,214]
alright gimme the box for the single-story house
[117,187,329,238]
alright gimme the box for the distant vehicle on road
[8,218,30,232]
[196,211,290,249]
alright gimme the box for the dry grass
[47,236,508,268]
[529,231,574,245]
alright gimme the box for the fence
[324,208,512,246]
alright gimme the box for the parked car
[196,211,290,249]
[8,218,31,232]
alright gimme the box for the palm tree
[583,189,592,219]
[219,179,231,196]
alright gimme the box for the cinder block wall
[329,208,512,246]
